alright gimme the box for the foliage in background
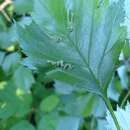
[0,0,130,130]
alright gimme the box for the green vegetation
[0,0,130,130]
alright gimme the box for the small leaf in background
[54,81,74,95]
[0,81,32,119]
[14,0,34,14]
[108,76,122,101]
[40,94,60,113]
[38,113,80,130]
[38,113,59,130]
[13,66,35,92]
[117,65,129,89]
[0,24,18,49]
[57,116,81,130]
[122,42,130,59]
[10,120,35,130]
[2,52,21,75]
[60,93,97,117]
[0,51,5,64]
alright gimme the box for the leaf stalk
[121,88,130,108]
[103,96,121,130]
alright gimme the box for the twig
[1,9,11,22]
[0,0,12,22]
[121,88,130,108]
[0,0,12,11]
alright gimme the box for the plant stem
[121,88,130,108]
[1,10,11,22]
[103,96,121,130]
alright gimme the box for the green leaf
[0,51,5,65]
[0,25,18,49]
[40,94,60,113]
[122,42,130,59]
[0,81,17,119]
[17,0,126,95]
[107,103,130,130]
[10,120,35,130]
[2,52,21,75]
[54,81,74,94]
[56,116,81,130]
[0,81,32,119]
[124,0,130,38]
[13,65,35,92]
[18,17,32,27]
[32,0,68,33]
[117,65,129,89]
[38,113,80,130]
[14,0,34,14]
[0,14,7,31]
[60,93,97,117]
[0,117,21,130]
[107,77,122,102]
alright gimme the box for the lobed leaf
[17,0,126,95]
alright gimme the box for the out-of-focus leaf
[108,76,122,101]
[14,0,34,14]
[0,25,18,49]
[92,97,106,117]
[54,81,74,95]
[122,42,130,59]
[0,14,7,31]
[38,113,80,130]
[2,52,21,75]
[60,93,97,117]
[0,81,32,119]
[117,65,129,89]
[18,17,32,28]
[13,66,35,92]
[0,117,21,130]
[96,119,107,130]
[0,51,5,64]
[40,94,60,113]
[10,120,35,130]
